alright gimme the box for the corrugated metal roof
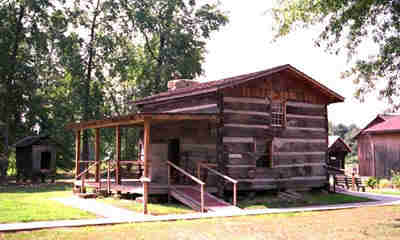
[364,115,400,133]
[134,64,345,105]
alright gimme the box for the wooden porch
[73,179,218,195]
[67,113,238,213]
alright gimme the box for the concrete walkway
[54,197,143,218]
[1,190,400,232]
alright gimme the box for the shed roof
[134,64,344,105]
[14,135,50,148]
[328,136,352,153]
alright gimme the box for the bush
[366,177,378,189]
[391,170,400,188]
[379,179,392,189]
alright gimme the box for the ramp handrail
[198,162,238,206]
[167,160,205,212]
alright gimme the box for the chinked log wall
[222,95,328,190]
[140,93,218,113]
[142,94,219,186]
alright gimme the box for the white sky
[201,1,390,128]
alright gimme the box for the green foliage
[366,177,378,189]
[391,170,400,188]
[379,179,392,189]
[6,151,16,176]
[272,0,400,109]
[0,0,228,174]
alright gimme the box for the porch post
[95,128,100,183]
[143,119,150,214]
[115,125,121,184]
[75,130,81,179]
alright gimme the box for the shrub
[379,179,392,189]
[391,170,400,188]
[366,177,378,189]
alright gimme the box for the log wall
[221,72,330,190]
[139,93,218,113]
[149,121,218,186]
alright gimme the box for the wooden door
[168,139,180,183]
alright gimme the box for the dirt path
[2,205,400,240]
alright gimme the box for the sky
[201,1,390,128]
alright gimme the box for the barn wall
[371,134,400,177]
[357,135,374,176]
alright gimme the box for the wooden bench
[334,175,365,192]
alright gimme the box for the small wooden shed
[355,114,400,177]
[327,136,351,170]
[14,135,57,182]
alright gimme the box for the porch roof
[66,113,220,130]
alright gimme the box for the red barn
[355,114,400,177]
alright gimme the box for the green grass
[369,189,400,196]
[239,191,372,209]
[0,183,96,223]
[98,198,194,215]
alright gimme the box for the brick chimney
[167,79,199,91]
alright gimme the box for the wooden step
[170,186,241,213]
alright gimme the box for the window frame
[271,100,286,128]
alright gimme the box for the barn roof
[134,64,344,105]
[14,135,51,148]
[364,115,400,134]
[328,136,352,152]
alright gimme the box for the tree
[0,0,66,180]
[129,0,229,97]
[272,1,400,108]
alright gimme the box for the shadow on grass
[238,189,373,209]
[0,182,72,194]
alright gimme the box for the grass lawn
[98,198,194,215]
[369,189,400,196]
[0,183,95,223]
[239,190,372,209]
[2,205,400,240]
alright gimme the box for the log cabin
[355,114,400,177]
[67,64,344,213]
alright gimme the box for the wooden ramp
[170,186,241,213]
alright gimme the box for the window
[256,140,273,168]
[271,101,286,128]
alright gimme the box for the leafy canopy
[272,0,400,108]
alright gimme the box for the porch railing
[167,160,206,213]
[198,162,238,206]
[76,159,145,195]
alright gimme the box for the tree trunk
[81,0,101,175]
[1,5,25,181]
